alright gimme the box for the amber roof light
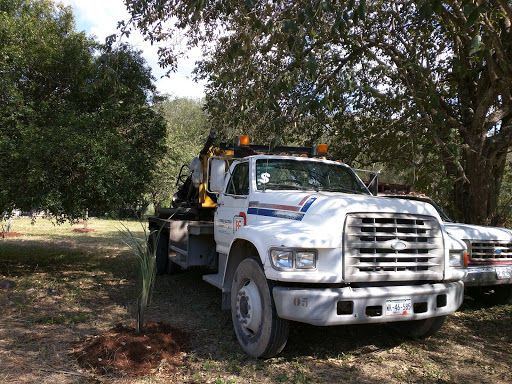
[240,135,250,146]
[318,144,328,154]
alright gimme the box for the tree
[0,0,166,220]
[84,42,167,217]
[350,0,512,226]
[124,0,512,225]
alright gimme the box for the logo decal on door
[233,212,247,233]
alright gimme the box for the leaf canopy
[0,0,167,221]
[124,0,512,224]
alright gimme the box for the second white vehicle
[382,194,512,304]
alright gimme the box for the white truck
[149,131,465,358]
[382,194,512,304]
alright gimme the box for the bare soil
[1,232,23,238]
[73,322,190,376]
[72,228,98,233]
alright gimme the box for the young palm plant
[120,223,159,332]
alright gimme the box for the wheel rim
[236,278,263,336]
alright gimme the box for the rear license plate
[496,267,512,279]
[385,299,412,316]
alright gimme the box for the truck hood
[444,223,512,241]
[301,193,440,219]
[249,191,443,248]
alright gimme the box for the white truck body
[444,223,512,286]
[383,194,512,287]
[380,194,512,303]
[151,150,465,357]
[214,156,464,324]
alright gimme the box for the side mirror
[368,172,379,196]
[208,158,226,193]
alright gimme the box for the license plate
[385,299,412,316]
[496,267,512,279]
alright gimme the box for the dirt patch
[1,232,23,238]
[72,228,97,233]
[73,322,191,376]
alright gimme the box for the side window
[226,162,249,195]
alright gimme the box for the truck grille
[344,213,444,282]
[469,241,512,262]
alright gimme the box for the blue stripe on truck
[247,207,305,221]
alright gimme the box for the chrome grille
[469,241,512,262]
[344,213,444,282]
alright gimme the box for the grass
[0,217,512,383]
[0,217,145,383]
[3,216,134,236]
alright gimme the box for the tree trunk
[455,147,508,225]
[490,149,508,226]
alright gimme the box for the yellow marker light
[240,135,250,146]
[318,144,328,154]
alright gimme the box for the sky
[59,0,205,100]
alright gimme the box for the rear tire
[231,258,289,358]
[166,257,181,274]
[149,230,169,275]
[388,315,446,339]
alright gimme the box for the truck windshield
[256,159,370,194]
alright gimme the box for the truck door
[214,161,250,255]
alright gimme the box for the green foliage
[125,0,512,225]
[148,97,208,210]
[0,0,166,221]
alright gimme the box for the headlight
[296,251,316,269]
[269,248,317,270]
[449,250,465,267]
[270,249,293,269]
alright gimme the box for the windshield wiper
[263,183,311,191]
[319,187,368,195]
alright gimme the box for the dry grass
[0,217,511,383]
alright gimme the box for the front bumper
[462,265,512,287]
[272,281,464,326]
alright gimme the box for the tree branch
[472,80,509,134]
[485,104,512,129]
[494,0,512,27]
[487,121,512,156]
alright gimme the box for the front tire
[231,258,289,358]
[388,315,447,339]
